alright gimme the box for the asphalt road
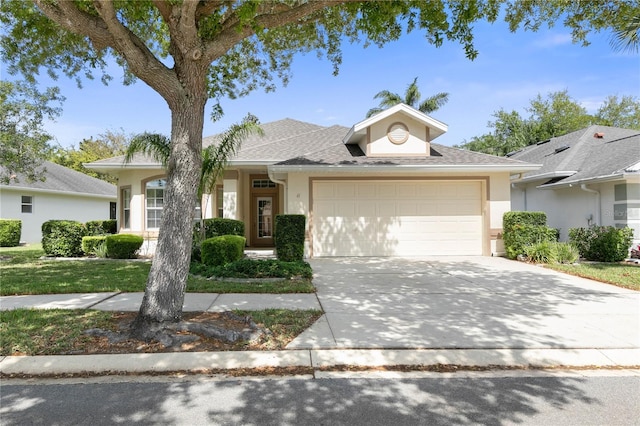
[2,370,639,425]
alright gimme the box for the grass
[0,308,322,356]
[0,309,113,356]
[546,262,640,291]
[0,245,314,295]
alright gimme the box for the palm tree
[366,77,449,118]
[124,113,263,241]
[610,15,640,53]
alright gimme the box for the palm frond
[124,132,171,166]
[404,77,421,107]
[418,92,450,114]
[610,16,640,53]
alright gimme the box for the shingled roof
[87,116,537,172]
[1,161,116,198]
[509,125,640,187]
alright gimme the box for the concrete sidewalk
[1,256,639,376]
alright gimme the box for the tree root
[84,311,267,350]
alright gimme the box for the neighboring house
[87,104,537,257]
[0,161,117,243]
[509,125,640,247]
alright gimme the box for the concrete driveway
[287,257,640,351]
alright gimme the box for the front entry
[250,175,278,247]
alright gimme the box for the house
[86,104,538,257]
[0,161,117,243]
[509,125,640,247]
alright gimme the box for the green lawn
[546,262,640,291]
[0,245,314,295]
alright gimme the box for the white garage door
[312,180,483,256]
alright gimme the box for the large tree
[366,77,449,118]
[1,1,637,335]
[0,80,64,184]
[49,129,131,184]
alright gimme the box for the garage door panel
[312,180,483,257]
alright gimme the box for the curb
[2,348,639,376]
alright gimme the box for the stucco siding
[0,189,113,243]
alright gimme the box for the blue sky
[18,18,640,149]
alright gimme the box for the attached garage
[311,179,484,256]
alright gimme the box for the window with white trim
[216,185,224,218]
[122,188,131,229]
[146,179,166,229]
[21,195,33,213]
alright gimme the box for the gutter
[580,184,601,226]
[269,163,542,174]
[267,169,288,213]
[0,185,116,200]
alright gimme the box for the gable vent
[554,145,570,154]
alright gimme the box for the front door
[250,174,279,247]
[252,195,275,246]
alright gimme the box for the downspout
[580,184,600,225]
[268,169,287,214]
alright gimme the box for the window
[21,196,33,213]
[121,188,131,229]
[146,179,166,229]
[252,179,276,188]
[216,185,224,218]
[110,202,117,220]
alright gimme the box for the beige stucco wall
[283,171,512,257]
[0,188,114,243]
[362,115,430,157]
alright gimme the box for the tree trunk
[131,86,206,336]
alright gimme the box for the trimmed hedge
[82,236,108,256]
[191,258,313,279]
[201,235,246,267]
[195,218,245,239]
[503,212,558,259]
[85,220,117,236]
[42,220,86,257]
[274,214,306,262]
[568,226,633,262]
[0,219,21,247]
[105,234,143,259]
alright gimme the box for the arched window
[146,178,166,229]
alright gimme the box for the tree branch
[202,0,348,63]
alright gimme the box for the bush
[194,218,245,239]
[0,219,21,247]
[41,220,86,257]
[192,219,245,263]
[105,234,143,259]
[85,220,117,236]
[569,226,633,262]
[503,211,547,229]
[201,235,246,267]
[274,214,306,262]
[523,241,579,264]
[82,235,108,256]
[191,258,312,279]
[503,223,558,260]
[553,242,580,264]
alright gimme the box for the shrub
[82,236,107,256]
[274,214,306,262]
[523,241,579,264]
[105,234,143,259]
[193,219,245,263]
[201,235,246,267]
[41,220,86,257]
[191,258,312,279]
[524,240,556,264]
[194,218,245,239]
[503,211,547,229]
[503,223,558,260]
[0,219,21,247]
[85,220,117,236]
[553,242,580,264]
[569,226,633,262]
